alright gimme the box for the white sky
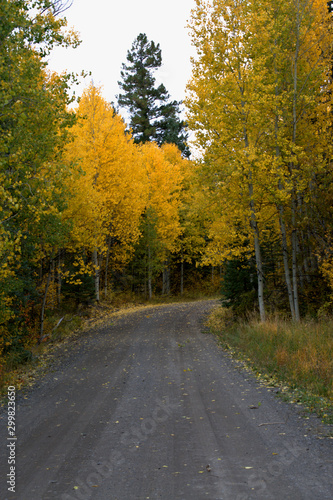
[48,0,196,107]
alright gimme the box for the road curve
[0,300,332,500]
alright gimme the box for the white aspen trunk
[301,226,311,284]
[93,249,100,302]
[51,259,55,309]
[180,261,184,296]
[148,244,152,300]
[247,160,265,321]
[162,264,167,295]
[274,29,296,320]
[291,200,301,321]
[166,262,170,295]
[39,261,52,343]
[292,233,300,320]
[180,238,184,295]
[250,199,266,322]
[255,239,266,322]
[104,235,113,299]
[303,255,311,284]
[243,115,266,321]
[290,1,301,321]
[57,252,61,306]
[144,278,147,300]
[278,207,295,320]
[148,277,152,300]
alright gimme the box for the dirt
[0,299,332,499]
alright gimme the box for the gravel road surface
[0,299,332,500]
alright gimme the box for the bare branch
[40,1,74,17]
[52,1,74,16]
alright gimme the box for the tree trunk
[274,49,296,320]
[162,261,171,295]
[93,249,100,302]
[250,205,266,322]
[291,197,300,321]
[162,265,167,295]
[289,0,301,321]
[180,261,184,296]
[57,251,62,307]
[243,116,266,321]
[248,170,265,321]
[180,238,184,295]
[39,261,52,343]
[148,277,152,300]
[278,205,295,320]
[148,243,152,300]
[104,235,113,299]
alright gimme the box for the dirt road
[0,300,332,499]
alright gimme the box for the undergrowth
[207,306,333,427]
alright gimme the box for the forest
[1,0,333,378]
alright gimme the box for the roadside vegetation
[207,306,333,427]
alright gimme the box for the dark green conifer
[117,33,189,156]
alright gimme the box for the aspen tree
[64,85,147,299]
[136,142,183,298]
[249,0,333,320]
[186,0,268,320]
[0,0,79,344]
[186,0,333,319]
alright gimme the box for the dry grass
[207,306,333,423]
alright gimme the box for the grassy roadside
[206,306,333,428]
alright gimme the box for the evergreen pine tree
[117,33,189,156]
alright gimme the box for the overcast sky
[48,0,196,107]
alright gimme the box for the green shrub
[221,255,257,316]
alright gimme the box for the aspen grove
[1,0,333,369]
[186,0,333,320]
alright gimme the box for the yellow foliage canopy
[140,142,184,256]
[64,84,147,265]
